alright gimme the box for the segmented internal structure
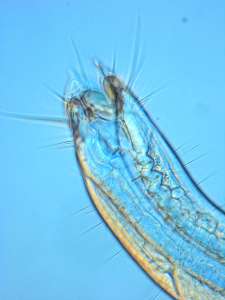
[65,62,225,300]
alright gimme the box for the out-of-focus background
[0,1,224,299]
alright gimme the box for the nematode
[1,47,224,300]
[64,60,225,299]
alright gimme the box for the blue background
[0,1,224,299]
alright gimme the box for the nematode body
[64,61,225,300]
[1,54,224,300]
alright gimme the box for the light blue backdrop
[0,1,224,299]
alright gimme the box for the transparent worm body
[65,62,225,300]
